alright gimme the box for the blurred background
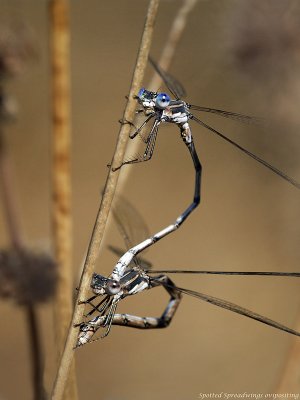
[0,0,300,399]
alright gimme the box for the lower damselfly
[76,196,300,347]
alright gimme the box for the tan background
[0,1,300,399]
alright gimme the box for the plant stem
[26,306,47,400]
[0,132,23,249]
[276,318,300,392]
[50,1,160,399]
[49,0,78,399]
[0,130,46,399]
[149,0,197,90]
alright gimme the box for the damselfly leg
[111,119,159,171]
[77,274,182,346]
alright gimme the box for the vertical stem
[0,132,23,249]
[149,0,198,90]
[0,131,45,398]
[26,307,47,400]
[50,1,160,399]
[276,318,300,392]
[49,1,78,399]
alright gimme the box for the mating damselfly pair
[76,59,300,347]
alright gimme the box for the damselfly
[77,197,300,347]
[109,59,300,247]
[115,59,299,190]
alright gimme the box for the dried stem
[149,0,197,90]
[0,132,23,249]
[276,317,300,392]
[49,1,78,399]
[26,306,47,400]
[118,0,197,190]
[0,132,46,399]
[50,1,160,399]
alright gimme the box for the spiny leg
[74,296,112,328]
[118,114,154,143]
[76,299,119,347]
[129,114,155,141]
[86,275,181,330]
[84,296,112,318]
[78,294,106,315]
[111,120,159,171]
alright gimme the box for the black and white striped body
[161,100,192,144]
[77,270,181,346]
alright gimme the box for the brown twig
[0,20,53,400]
[26,307,47,400]
[149,0,197,90]
[50,1,160,399]
[49,1,78,399]
[276,317,300,392]
[0,132,23,249]
[0,133,46,400]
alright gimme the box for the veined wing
[149,57,186,100]
[152,278,300,338]
[191,115,300,189]
[148,269,300,277]
[111,195,152,270]
[188,104,262,125]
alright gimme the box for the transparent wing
[154,278,300,338]
[121,117,159,168]
[111,195,152,270]
[191,115,300,189]
[148,269,300,277]
[189,104,262,125]
[149,57,186,99]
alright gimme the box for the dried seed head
[0,20,37,78]
[0,248,57,305]
[228,1,300,78]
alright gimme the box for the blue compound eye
[137,88,146,99]
[155,93,170,109]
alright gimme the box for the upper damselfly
[108,59,300,248]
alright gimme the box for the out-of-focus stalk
[49,1,78,400]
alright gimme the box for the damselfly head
[91,273,121,296]
[155,92,170,109]
[91,273,108,295]
[136,87,156,109]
